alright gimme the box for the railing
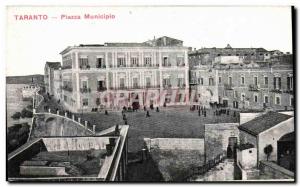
[80,87,91,93]
[163,84,172,89]
[162,63,172,67]
[96,65,106,69]
[177,63,185,67]
[270,88,282,93]
[62,85,73,92]
[183,152,227,181]
[79,65,90,70]
[97,87,107,92]
[248,84,260,91]
[61,65,72,70]
[177,84,186,88]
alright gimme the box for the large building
[45,41,294,112]
[189,45,294,110]
[56,36,189,113]
[44,62,61,95]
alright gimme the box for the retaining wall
[144,138,204,151]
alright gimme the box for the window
[264,76,268,85]
[131,57,139,66]
[133,78,139,88]
[254,95,258,103]
[117,57,126,67]
[176,56,184,66]
[82,98,89,106]
[219,77,222,84]
[64,95,67,102]
[82,80,88,89]
[241,93,246,101]
[254,76,258,86]
[200,78,204,85]
[97,58,104,68]
[228,77,232,85]
[241,76,245,85]
[209,78,214,86]
[178,78,184,87]
[290,97,294,107]
[273,76,281,90]
[79,58,89,67]
[275,96,281,105]
[163,78,170,87]
[234,90,238,98]
[264,96,269,104]
[163,57,168,66]
[120,78,125,88]
[287,76,293,90]
[144,57,151,66]
[146,77,151,88]
[96,98,100,106]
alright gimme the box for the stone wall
[259,161,294,180]
[20,166,68,176]
[204,123,239,161]
[144,138,204,151]
[42,137,111,152]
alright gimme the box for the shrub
[11,112,21,120]
[21,108,33,118]
[264,144,273,161]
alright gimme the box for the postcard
[5,5,295,182]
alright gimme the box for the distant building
[189,45,294,110]
[238,111,294,165]
[44,62,61,95]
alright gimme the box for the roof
[238,112,293,136]
[46,62,61,69]
[237,143,254,151]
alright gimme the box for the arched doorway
[277,132,295,172]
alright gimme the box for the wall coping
[260,160,294,177]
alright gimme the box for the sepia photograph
[5,5,295,182]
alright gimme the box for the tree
[11,112,21,120]
[264,144,273,161]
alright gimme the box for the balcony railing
[97,87,107,92]
[163,84,172,89]
[80,87,91,93]
[224,84,234,90]
[61,65,72,70]
[162,63,172,67]
[80,65,90,70]
[177,84,186,88]
[96,65,106,69]
[248,84,260,91]
[62,85,73,92]
[270,88,282,93]
[177,63,185,67]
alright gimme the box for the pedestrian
[156,107,159,112]
[105,110,108,115]
[146,111,150,117]
[204,110,207,117]
[198,109,201,116]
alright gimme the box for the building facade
[189,45,294,110]
[44,62,61,95]
[57,36,190,112]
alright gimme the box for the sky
[6,6,293,76]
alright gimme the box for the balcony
[130,64,139,67]
[97,87,107,92]
[162,63,172,67]
[80,65,90,70]
[177,84,186,88]
[96,65,106,69]
[248,84,260,91]
[283,89,294,94]
[271,88,282,93]
[62,85,73,92]
[224,84,234,90]
[117,64,126,68]
[80,87,91,93]
[177,62,185,67]
[163,84,172,89]
[61,65,72,70]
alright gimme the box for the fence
[183,151,227,181]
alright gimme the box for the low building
[238,111,294,164]
[7,125,129,182]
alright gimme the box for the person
[105,110,108,115]
[156,107,159,112]
[198,109,201,116]
[146,111,150,117]
[204,110,206,117]
[144,106,147,111]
